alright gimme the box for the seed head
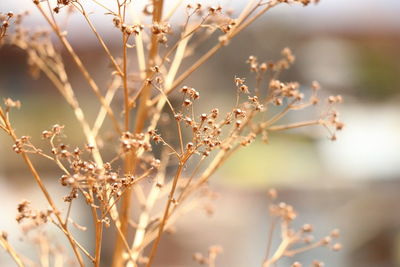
[332,243,342,251]
[330,229,340,238]
[183,99,192,107]
[239,85,249,94]
[302,224,313,233]
[268,188,278,200]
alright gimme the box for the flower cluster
[16,200,53,226]
[262,189,341,267]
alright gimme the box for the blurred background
[1,0,400,266]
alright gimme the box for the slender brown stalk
[262,237,292,267]
[35,2,122,134]
[127,150,170,266]
[146,160,185,267]
[0,233,24,267]
[266,120,322,132]
[73,1,123,76]
[94,219,103,267]
[111,20,134,267]
[264,218,278,263]
[113,1,164,266]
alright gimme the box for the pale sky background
[1,0,400,31]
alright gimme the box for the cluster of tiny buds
[12,136,30,154]
[180,86,200,107]
[269,202,297,221]
[4,98,21,109]
[247,55,267,73]
[220,18,237,34]
[42,124,64,139]
[112,17,143,36]
[16,200,53,225]
[248,95,264,111]
[186,142,194,151]
[57,0,71,5]
[186,3,224,17]
[328,95,343,104]
[148,129,167,149]
[281,47,295,64]
[270,80,303,101]
[234,77,249,94]
[173,105,226,156]
[185,3,203,18]
[233,108,246,119]
[300,225,341,250]
[151,22,171,35]
[192,245,223,265]
[63,188,79,202]
[207,5,223,15]
[120,131,151,152]
[1,11,14,19]
[0,11,27,41]
[52,0,72,13]
[326,109,344,141]
[1,11,13,29]
[60,174,78,187]
[248,48,295,73]
[150,22,171,44]
[308,81,322,105]
[330,110,344,130]
[150,158,161,169]
[278,0,320,6]
[186,3,202,10]
[240,133,256,146]
[193,252,208,264]
[57,147,157,203]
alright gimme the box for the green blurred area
[356,42,400,100]
[219,135,320,187]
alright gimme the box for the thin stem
[0,234,25,267]
[35,3,122,134]
[127,150,170,266]
[123,33,130,131]
[92,77,121,137]
[284,240,323,257]
[265,218,279,263]
[146,160,185,267]
[262,237,292,267]
[162,0,184,21]
[114,1,164,265]
[94,219,103,267]
[267,120,322,132]
[52,221,95,262]
[261,100,297,128]
[73,2,123,76]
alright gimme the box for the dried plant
[0,1,343,266]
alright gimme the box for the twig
[0,233,25,267]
